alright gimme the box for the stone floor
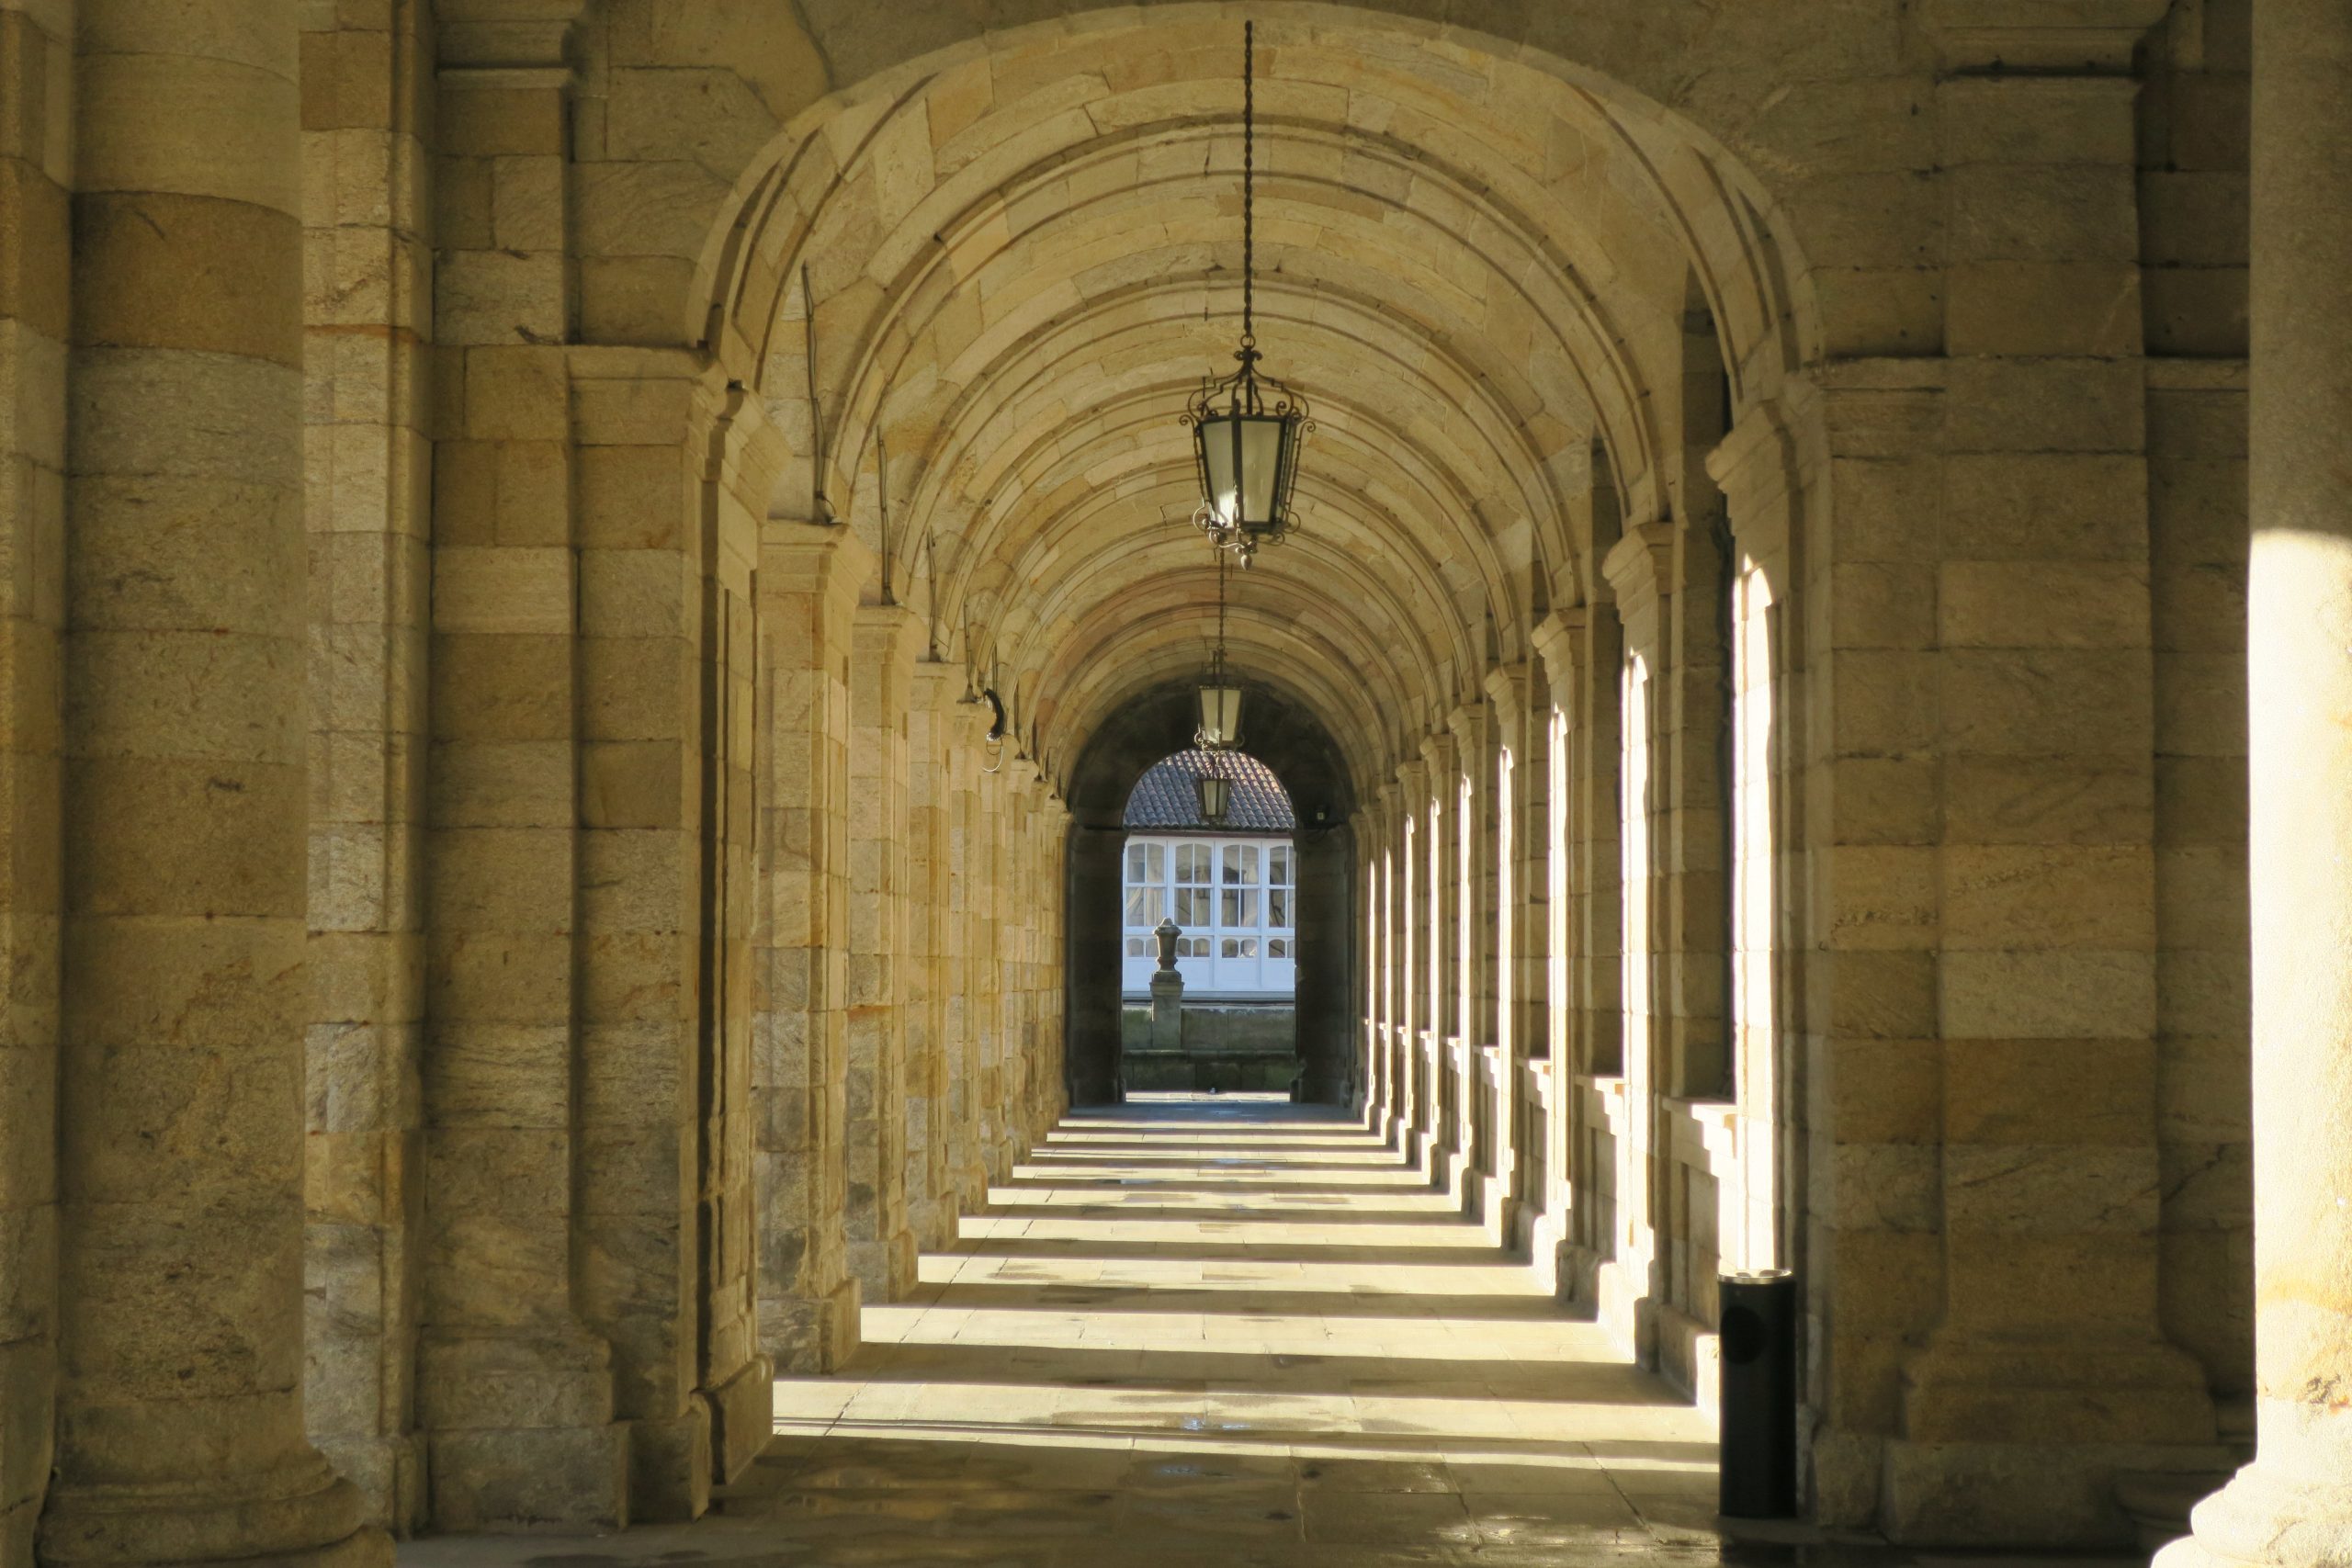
[401,1094,2132,1568]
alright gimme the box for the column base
[311,1431,426,1535]
[414,1328,630,1529]
[625,1401,712,1525]
[763,1275,861,1376]
[39,1457,390,1568]
[847,1230,918,1303]
[706,1356,775,1485]
[1884,1335,2219,1544]
[2154,1460,2352,1568]
[1899,1337,2217,1445]
[1883,1438,2247,1548]
[425,1423,629,1532]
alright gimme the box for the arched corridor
[6,2,2350,1566]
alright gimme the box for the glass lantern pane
[1238,417,1283,525]
[1198,415,1241,526]
[1198,685,1242,748]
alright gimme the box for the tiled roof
[1123,748,1295,832]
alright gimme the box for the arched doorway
[1063,683,1356,1107]
[1118,747,1299,1092]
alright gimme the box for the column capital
[1598,520,1676,604]
[1528,607,1586,689]
[853,600,923,666]
[1443,702,1485,755]
[1922,0,2169,73]
[910,658,964,711]
[759,519,876,605]
[1418,729,1455,780]
[1393,756,1427,797]
[1482,661,1531,728]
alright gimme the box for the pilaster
[750,524,871,1376]
[1882,6,2217,1543]
[844,604,919,1303]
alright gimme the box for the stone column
[1530,613,1583,1282]
[40,5,389,1564]
[995,770,1033,1175]
[2159,4,2352,1562]
[1391,758,1426,1158]
[1419,732,1456,1171]
[947,701,990,1202]
[906,660,958,1249]
[298,0,434,1531]
[1886,10,2217,1539]
[1359,795,1392,1126]
[1486,663,1533,1227]
[751,525,866,1374]
[1370,785,1401,1132]
[1442,710,1485,1190]
[0,1,68,1558]
[845,604,917,1301]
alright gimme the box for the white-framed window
[1122,832,1296,995]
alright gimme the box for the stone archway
[1063,682,1359,1107]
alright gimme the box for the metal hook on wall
[980,686,1008,773]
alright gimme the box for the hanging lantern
[1182,20,1311,554]
[1196,770,1231,823]
[1197,682,1243,749]
[1194,543,1243,750]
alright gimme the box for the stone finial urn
[1153,916,1182,971]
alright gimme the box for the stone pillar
[1486,663,1533,1227]
[1418,731,1456,1171]
[1359,794,1393,1126]
[1370,785,1402,1132]
[298,0,434,1532]
[415,41,632,1529]
[40,4,390,1564]
[1392,758,1426,1158]
[751,525,866,1374]
[1530,613,1583,1283]
[0,0,68,1558]
[1035,794,1070,1131]
[1885,9,2217,1540]
[2159,4,2352,1562]
[845,604,917,1302]
[994,770,1033,1176]
[905,661,958,1250]
[1599,524,1675,1362]
[1443,709,1486,1190]
[947,701,990,1204]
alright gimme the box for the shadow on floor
[397,1098,2134,1568]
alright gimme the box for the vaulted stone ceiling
[684,13,1812,795]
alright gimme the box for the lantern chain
[1240,20,1254,354]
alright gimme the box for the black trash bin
[1717,1269,1797,1518]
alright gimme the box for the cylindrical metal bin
[1717,1269,1797,1518]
